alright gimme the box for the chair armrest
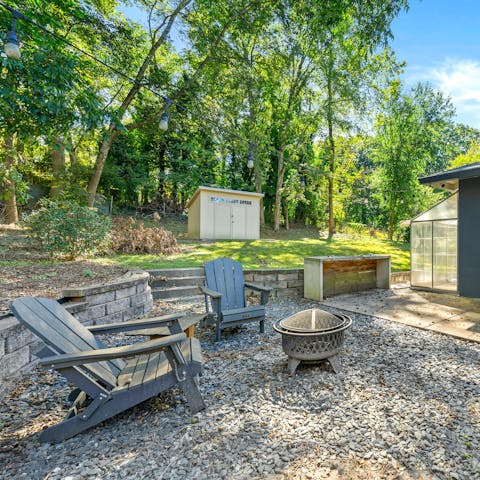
[244,282,272,293]
[126,313,206,337]
[245,282,271,306]
[198,285,222,299]
[87,313,185,334]
[40,333,187,369]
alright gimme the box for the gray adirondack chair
[10,297,206,443]
[199,258,271,341]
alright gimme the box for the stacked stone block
[0,270,152,380]
[244,268,304,298]
[390,271,411,284]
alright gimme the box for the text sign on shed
[210,196,252,205]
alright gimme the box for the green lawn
[101,232,410,271]
[1,220,410,271]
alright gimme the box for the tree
[0,0,126,221]
[86,0,278,207]
[373,82,455,239]
[449,141,480,169]
[312,0,408,237]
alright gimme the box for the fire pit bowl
[273,309,352,375]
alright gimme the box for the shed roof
[186,186,264,208]
[419,162,480,190]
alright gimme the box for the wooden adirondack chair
[199,258,272,341]
[10,297,206,443]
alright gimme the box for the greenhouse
[411,193,458,292]
[416,162,480,297]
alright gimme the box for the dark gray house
[411,162,480,297]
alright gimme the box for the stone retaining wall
[390,271,411,284]
[244,268,304,298]
[0,270,152,381]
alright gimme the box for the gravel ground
[0,297,479,480]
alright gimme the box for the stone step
[156,294,205,305]
[152,285,201,300]
[150,275,205,288]
[148,268,204,279]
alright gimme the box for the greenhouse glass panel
[411,222,433,288]
[414,193,457,221]
[411,193,457,292]
[433,220,457,290]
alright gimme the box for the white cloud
[405,58,480,127]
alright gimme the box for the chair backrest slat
[10,298,122,388]
[205,258,246,311]
[232,261,245,308]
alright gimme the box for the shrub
[339,222,368,236]
[110,217,180,255]
[25,199,111,260]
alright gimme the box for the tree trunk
[50,139,66,198]
[247,67,265,225]
[67,135,77,168]
[274,142,286,231]
[254,160,264,226]
[87,124,118,206]
[327,120,335,238]
[2,134,18,224]
[284,200,289,230]
[326,48,336,239]
[388,197,396,241]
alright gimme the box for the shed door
[214,203,231,238]
[231,205,246,239]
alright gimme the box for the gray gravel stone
[0,297,479,480]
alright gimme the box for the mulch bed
[0,225,128,315]
[0,262,128,315]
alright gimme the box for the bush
[25,199,111,259]
[340,222,368,236]
[110,217,180,255]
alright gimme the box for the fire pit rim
[273,315,352,336]
[279,308,345,333]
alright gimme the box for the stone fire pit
[273,308,352,375]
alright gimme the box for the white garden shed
[186,186,263,240]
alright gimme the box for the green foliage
[25,199,111,259]
[1,0,476,241]
[449,141,480,169]
[373,82,455,239]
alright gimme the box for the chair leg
[260,319,265,334]
[179,370,206,414]
[166,345,206,414]
[215,324,222,342]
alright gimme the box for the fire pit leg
[328,354,342,374]
[287,357,301,376]
[288,357,301,377]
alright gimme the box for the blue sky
[120,1,480,128]
[391,0,480,127]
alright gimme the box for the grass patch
[101,234,410,271]
[2,219,410,272]
[103,216,410,271]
